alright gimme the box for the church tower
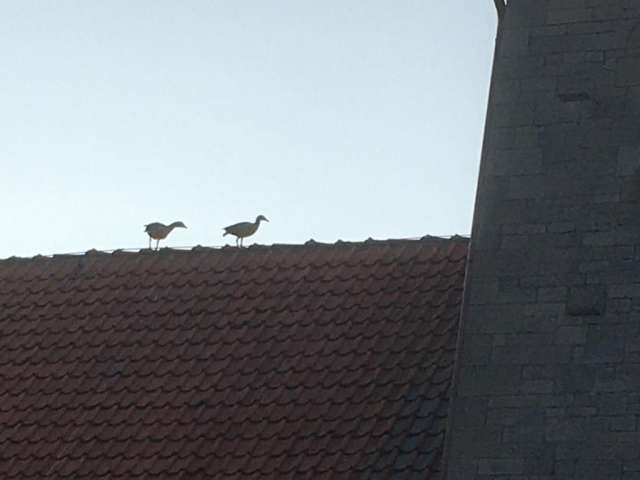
[446,1,640,478]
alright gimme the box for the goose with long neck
[223,215,269,247]
[144,221,187,250]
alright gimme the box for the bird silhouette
[223,215,269,247]
[144,221,187,250]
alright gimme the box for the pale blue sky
[2,1,497,257]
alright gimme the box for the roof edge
[0,235,470,264]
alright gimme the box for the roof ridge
[0,235,469,263]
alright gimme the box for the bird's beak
[265,218,270,222]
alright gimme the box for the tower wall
[447,1,640,478]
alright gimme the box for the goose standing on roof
[144,221,187,250]
[223,215,269,247]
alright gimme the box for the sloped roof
[0,237,468,479]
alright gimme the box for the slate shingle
[0,237,467,479]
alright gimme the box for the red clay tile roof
[0,236,468,479]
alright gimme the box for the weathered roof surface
[0,237,468,479]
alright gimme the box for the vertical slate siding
[447,1,640,479]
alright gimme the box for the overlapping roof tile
[0,236,468,479]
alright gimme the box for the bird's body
[223,215,269,247]
[145,221,187,250]
[223,221,259,238]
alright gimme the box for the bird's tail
[223,231,229,237]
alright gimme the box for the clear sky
[1,1,497,257]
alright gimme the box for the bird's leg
[235,237,239,248]
[156,239,159,251]
[241,238,244,248]
[148,237,152,249]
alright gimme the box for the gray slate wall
[446,1,640,479]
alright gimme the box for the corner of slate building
[446,1,640,478]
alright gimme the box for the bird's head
[256,215,269,223]
[170,221,187,229]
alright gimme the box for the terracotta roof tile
[0,237,467,478]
